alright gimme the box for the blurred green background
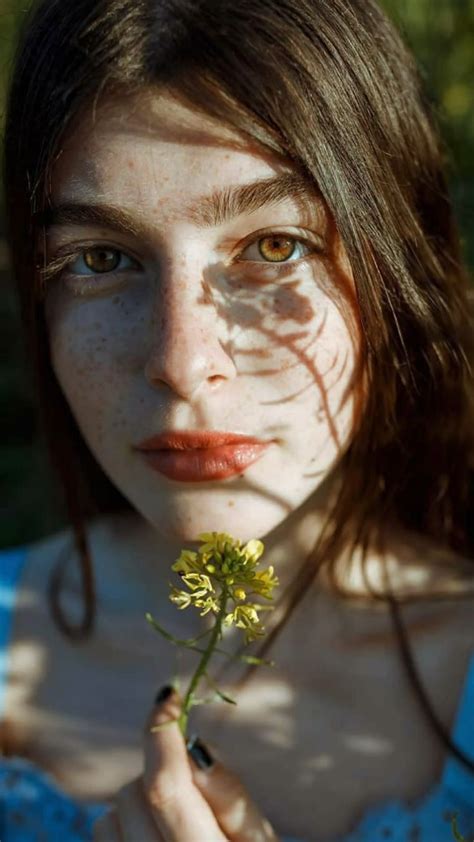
[0,0,473,549]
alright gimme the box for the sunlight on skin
[343,545,474,599]
[21,700,140,740]
[296,754,335,787]
[296,736,393,788]
[342,733,394,755]
[209,680,295,749]
[304,754,334,771]
[7,643,46,705]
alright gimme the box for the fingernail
[186,735,214,770]
[154,685,173,705]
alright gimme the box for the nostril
[209,374,224,387]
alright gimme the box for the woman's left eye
[67,247,139,275]
[237,233,320,264]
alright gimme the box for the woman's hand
[93,686,280,841]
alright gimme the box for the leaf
[214,688,237,705]
[450,813,469,841]
[185,696,217,706]
[149,717,180,733]
[145,613,212,647]
[209,645,274,667]
[204,670,237,705]
[239,654,275,667]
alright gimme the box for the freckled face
[44,88,363,543]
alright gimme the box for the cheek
[224,262,359,397]
[223,259,361,456]
[45,291,142,440]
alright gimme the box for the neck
[83,469,338,619]
[69,473,470,631]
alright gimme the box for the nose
[143,271,237,400]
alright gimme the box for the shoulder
[372,526,474,608]
[16,514,110,606]
[380,530,474,719]
[1,515,110,671]
[0,516,110,757]
[331,529,474,679]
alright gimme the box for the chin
[133,492,293,546]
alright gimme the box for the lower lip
[138,443,271,482]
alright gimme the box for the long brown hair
[3,0,474,775]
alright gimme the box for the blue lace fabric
[0,755,109,840]
[1,545,473,841]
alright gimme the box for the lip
[135,430,269,450]
[134,430,273,482]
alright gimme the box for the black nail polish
[154,685,173,705]
[187,735,214,770]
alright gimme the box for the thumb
[187,735,280,842]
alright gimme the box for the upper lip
[135,430,270,451]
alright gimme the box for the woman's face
[44,88,362,543]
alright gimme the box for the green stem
[178,587,228,736]
[450,814,468,841]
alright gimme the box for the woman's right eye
[67,246,139,276]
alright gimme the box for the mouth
[133,430,274,482]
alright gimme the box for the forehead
[51,88,296,206]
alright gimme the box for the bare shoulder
[376,530,474,701]
[15,518,101,620]
[326,528,474,699]
[0,518,106,756]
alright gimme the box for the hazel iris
[84,247,121,273]
[258,235,296,262]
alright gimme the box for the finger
[92,808,123,841]
[188,736,279,842]
[115,777,164,841]
[142,687,227,842]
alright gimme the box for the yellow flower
[171,549,201,576]
[169,588,193,609]
[169,571,219,617]
[248,566,279,598]
[168,532,279,640]
[181,573,214,595]
[152,531,281,738]
[193,595,220,616]
[192,532,277,595]
[223,603,266,643]
[241,538,265,563]
[197,532,236,555]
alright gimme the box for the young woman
[1,0,474,839]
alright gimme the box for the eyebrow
[37,171,319,236]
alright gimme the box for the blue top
[1,544,473,841]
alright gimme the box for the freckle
[127,160,134,170]
[228,501,234,507]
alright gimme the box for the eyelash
[40,229,324,291]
